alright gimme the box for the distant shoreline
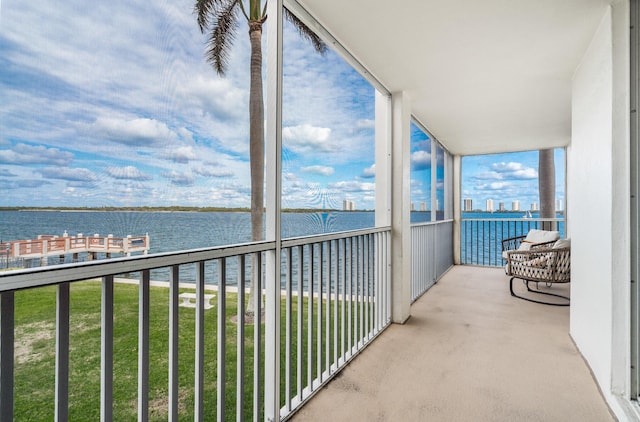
[0,206,373,213]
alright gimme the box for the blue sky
[0,0,377,209]
[0,0,563,211]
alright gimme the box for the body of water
[0,210,378,282]
[0,210,376,254]
[1,210,565,278]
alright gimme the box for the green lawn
[12,280,373,420]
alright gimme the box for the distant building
[531,202,538,211]
[486,199,494,212]
[463,198,473,211]
[420,202,426,211]
[499,202,505,211]
[512,201,520,211]
[410,202,415,211]
[343,200,355,211]
[435,199,440,211]
[556,199,563,211]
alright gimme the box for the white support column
[453,155,462,264]
[390,91,411,324]
[265,0,283,420]
[431,140,437,221]
[444,151,453,220]
[375,91,392,227]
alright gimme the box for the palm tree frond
[206,1,241,75]
[195,0,222,32]
[283,8,327,55]
[237,0,249,21]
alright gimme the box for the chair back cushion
[552,238,571,249]
[523,229,560,244]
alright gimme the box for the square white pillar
[390,91,411,323]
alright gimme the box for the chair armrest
[501,235,526,252]
[501,236,556,255]
[530,240,556,249]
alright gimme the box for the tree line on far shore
[0,206,371,213]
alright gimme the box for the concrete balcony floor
[292,265,614,421]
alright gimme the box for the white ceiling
[296,0,610,155]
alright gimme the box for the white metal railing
[410,220,454,302]
[460,218,566,266]
[0,227,391,421]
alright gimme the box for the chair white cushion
[552,238,571,249]
[523,229,560,244]
[517,242,532,251]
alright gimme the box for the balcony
[0,218,612,420]
[293,265,613,421]
[0,0,634,419]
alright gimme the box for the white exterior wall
[569,3,633,419]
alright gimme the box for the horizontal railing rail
[0,227,391,421]
[411,220,454,302]
[460,218,565,267]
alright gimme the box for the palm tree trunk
[247,19,265,315]
[538,149,555,231]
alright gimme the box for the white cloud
[178,76,246,121]
[157,146,198,163]
[0,143,73,166]
[361,164,375,178]
[474,171,503,180]
[475,182,511,191]
[411,150,431,171]
[301,165,334,176]
[161,170,194,186]
[193,166,234,178]
[105,166,152,181]
[39,167,98,182]
[328,180,375,192]
[356,119,374,129]
[283,124,333,153]
[490,162,537,179]
[0,169,17,177]
[88,117,177,146]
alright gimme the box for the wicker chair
[501,233,557,255]
[503,242,571,306]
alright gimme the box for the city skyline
[462,196,564,212]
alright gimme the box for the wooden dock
[0,233,150,266]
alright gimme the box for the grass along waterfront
[13,278,371,420]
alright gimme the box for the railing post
[101,276,114,421]
[138,270,150,421]
[55,283,70,422]
[124,235,130,257]
[217,259,226,422]
[237,255,246,421]
[0,291,14,421]
[194,262,205,421]
[168,266,179,422]
[41,239,48,266]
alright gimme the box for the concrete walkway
[292,266,614,422]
